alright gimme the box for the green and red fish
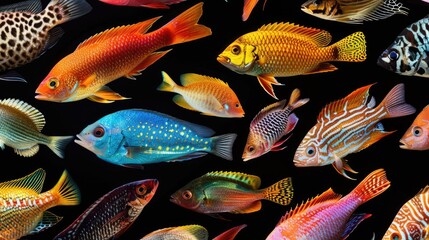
[400,105,429,150]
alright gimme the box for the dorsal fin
[180,73,228,86]
[416,185,429,196]
[0,98,45,132]
[251,100,287,127]
[0,168,46,194]
[258,22,332,47]
[0,0,43,13]
[205,171,261,189]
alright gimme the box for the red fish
[400,104,429,150]
[99,0,186,9]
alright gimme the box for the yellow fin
[205,171,261,189]
[91,86,130,103]
[0,98,45,132]
[333,31,366,62]
[173,95,196,111]
[257,74,283,100]
[301,62,337,75]
[49,170,81,206]
[29,211,63,234]
[14,145,39,157]
[157,71,178,92]
[233,201,261,214]
[0,168,45,194]
[125,50,171,79]
[180,73,228,86]
[81,73,97,87]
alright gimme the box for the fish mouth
[34,91,51,101]
[217,55,230,65]
[169,195,179,205]
[399,139,409,149]
[74,134,101,155]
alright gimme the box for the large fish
[217,22,366,99]
[0,168,81,240]
[54,179,158,240]
[266,168,390,240]
[242,88,309,161]
[75,109,237,168]
[0,0,92,82]
[377,14,429,78]
[99,0,186,9]
[400,105,429,150]
[0,98,73,158]
[293,83,416,179]
[35,2,211,103]
[382,185,429,240]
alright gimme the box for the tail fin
[350,168,390,204]
[50,170,81,206]
[243,0,259,21]
[162,2,212,45]
[263,177,293,206]
[213,224,247,240]
[210,133,237,160]
[381,83,416,118]
[47,135,74,159]
[333,31,366,62]
[47,0,92,24]
[157,71,178,92]
[287,88,310,110]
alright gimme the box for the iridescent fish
[75,109,237,168]
[242,88,309,161]
[0,168,81,240]
[400,105,429,150]
[54,179,159,240]
[170,171,293,219]
[382,185,429,240]
[140,225,209,240]
[217,22,366,99]
[301,0,408,24]
[293,84,416,179]
[266,168,390,240]
[99,0,186,9]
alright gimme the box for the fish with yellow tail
[0,168,81,240]
[217,22,366,99]
[35,2,211,103]
[293,83,415,180]
[400,105,429,150]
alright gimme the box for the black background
[1,0,429,239]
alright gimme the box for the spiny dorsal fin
[206,171,261,189]
[180,73,228,86]
[258,22,332,47]
[0,98,45,132]
[251,100,287,127]
[0,168,46,194]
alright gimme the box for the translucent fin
[47,0,92,24]
[210,133,237,160]
[47,135,74,158]
[0,0,42,13]
[15,144,40,157]
[50,170,81,206]
[0,98,45,131]
[0,168,45,193]
[29,211,63,234]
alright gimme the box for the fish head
[222,97,245,118]
[170,181,205,212]
[399,105,429,150]
[293,133,325,167]
[301,0,337,20]
[131,179,159,206]
[242,132,267,161]
[35,72,80,102]
[377,40,424,76]
[217,39,257,74]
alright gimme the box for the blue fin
[341,213,372,239]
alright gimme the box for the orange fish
[35,2,212,103]
[400,105,429,150]
[242,0,268,21]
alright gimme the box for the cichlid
[217,22,366,99]
[75,109,237,168]
[54,179,158,240]
[0,98,73,158]
[0,168,81,240]
[400,105,429,150]
[99,0,186,9]
[140,225,209,240]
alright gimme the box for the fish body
[99,0,186,9]
[0,168,81,240]
[217,22,366,99]
[377,15,429,78]
[400,105,429,150]
[158,71,245,118]
[301,0,408,24]
[170,171,293,217]
[293,84,415,179]
[141,225,208,240]
[35,2,211,103]
[382,185,429,240]
[54,179,158,240]
[0,98,73,158]
[75,109,237,168]
[266,168,390,240]
[242,88,309,161]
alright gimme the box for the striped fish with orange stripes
[293,83,416,179]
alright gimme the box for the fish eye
[412,126,422,137]
[48,78,59,89]
[306,146,315,157]
[390,233,400,240]
[182,190,192,200]
[231,45,241,55]
[235,103,240,108]
[93,127,105,138]
[248,145,255,152]
[388,50,399,60]
[136,185,147,195]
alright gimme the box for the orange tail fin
[50,170,81,206]
[350,168,390,203]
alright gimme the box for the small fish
[0,98,74,158]
[0,0,92,82]
[170,171,293,218]
[0,168,81,240]
[54,179,158,240]
[266,168,390,240]
[242,88,309,161]
[157,71,245,118]
[382,185,429,240]
[99,0,186,9]
[400,105,429,150]
[301,0,408,24]
[217,22,366,99]
[34,2,211,103]
[293,83,415,179]
[213,224,247,240]
[75,109,237,168]
[377,14,429,78]
[140,225,209,240]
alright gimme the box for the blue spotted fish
[75,109,237,168]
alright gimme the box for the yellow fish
[217,22,366,99]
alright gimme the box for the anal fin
[15,145,39,157]
[29,211,63,235]
[173,95,196,111]
[89,86,130,103]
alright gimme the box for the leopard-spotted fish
[0,0,92,82]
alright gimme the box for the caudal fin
[333,31,366,62]
[381,83,416,118]
[157,71,178,92]
[50,170,81,206]
[263,177,293,206]
[210,133,237,160]
[287,88,310,110]
[48,135,74,158]
[163,2,212,46]
[47,0,92,24]
[350,168,390,204]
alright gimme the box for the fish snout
[217,55,230,65]
[399,139,409,149]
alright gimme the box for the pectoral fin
[81,73,97,87]
[270,135,291,152]
[125,50,172,79]
[256,74,283,100]
[330,147,357,180]
[173,95,195,111]
[89,86,130,103]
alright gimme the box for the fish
[213,224,247,240]
[54,179,158,240]
[0,0,92,82]
[0,168,81,240]
[170,171,293,218]
[400,105,429,150]
[99,0,186,9]
[242,0,268,21]
[300,0,408,24]
[377,14,429,78]
[34,2,211,103]
[266,168,390,240]
[157,71,245,118]
[0,98,74,158]
[382,185,429,240]
[293,83,416,180]
[217,22,366,99]
[140,225,209,240]
[242,88,309,161]
[74,109,237,168]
